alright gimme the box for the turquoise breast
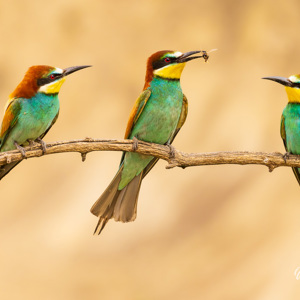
[129,77,183,143]
[282,103,300,154]
[1,93,59,152]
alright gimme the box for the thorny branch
[0,138,300,172]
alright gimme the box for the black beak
[63,65,92,76]
[177,51,208,63]
[262,76,294,87]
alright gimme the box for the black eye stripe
[291,82,300,88]
[37,73,63,86]
[152,56,176,70]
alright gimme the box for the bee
[201,50,209,62]
[201,49,218,62]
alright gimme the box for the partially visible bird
[91,50,208,234]
[0,64,91,180]
[263,75,300,184]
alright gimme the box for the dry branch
[0,138,300,172]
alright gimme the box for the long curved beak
[63,65,92,76]
[262,76,294,87]
[177,51,208,63]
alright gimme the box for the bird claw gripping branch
[0,64,91,180]
[91,49,206,234]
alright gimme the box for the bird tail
[292,167,300,185]
[0,161,21,180]
[90,165,143,235]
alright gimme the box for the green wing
[280,114,287,150]
[0,98,21,150]
[142,94,188,178]
[119,89,151,166]
[38,112,59,140]
[169,93,188,143]
[124,89,152,139]
[0,99,23,180]
[281,114,300,185]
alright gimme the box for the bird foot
[14,142,27,158]
[166,142,176,159]
[36,138,47,154]
[27,139,36,148]
[132,136,139,151]
[283,152,290,163]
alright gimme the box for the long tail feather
[113,174,142,222]
[0,161,21,180]
[292,167,300,185]
[91,167,143,234]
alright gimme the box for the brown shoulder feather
[0,102,15,137]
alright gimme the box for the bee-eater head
[10,65,91,99]
[144,50,205,90]
[263,74,300,103]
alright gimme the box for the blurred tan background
[1,0,300,299]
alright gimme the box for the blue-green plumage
[282,103,300,154]
[281,103,300,183]
[91,50,207,234]
[0,64,90,180]
[119,77,183,189]
[0,93,59,152]
[263,74,300,185]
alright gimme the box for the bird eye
[50,74,55,79]
[164,57,171,63]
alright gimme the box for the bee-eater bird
[91,50,208,234]
[263,74,300,184]
[0,64,91,180]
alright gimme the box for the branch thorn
[81,152,87,162]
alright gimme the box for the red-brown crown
[143,50,173,90]
[10,65,55,99]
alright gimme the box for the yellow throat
[285,86,300,103]
[154,63,186,79]
[39,77,66,94]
